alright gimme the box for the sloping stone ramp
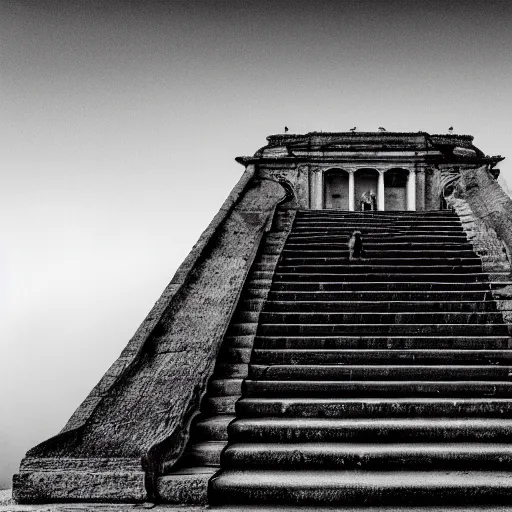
[205,209,512,508]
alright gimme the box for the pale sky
[2,0,512,488]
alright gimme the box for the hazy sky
[2,0,512,489]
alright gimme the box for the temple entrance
[323,170,349,210]
[384,169,408,211]
[354,169,378,211]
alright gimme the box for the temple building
[236,131,502,211]
[12,131,512,509]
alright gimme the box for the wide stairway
[209,209,512,507]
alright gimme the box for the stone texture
[12,472,146,503]
[445,165,512,322]
[13,174,287,503]
[460,165,512,255]
[156,469,216,505]
[445,192,510,273]
[11,132,511,508]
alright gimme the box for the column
[407,169,417,211]
[315,171,323,209]
[310,169,323,209]
[348,170,355,211]
[377,170,385,211]
[416,168,426,211]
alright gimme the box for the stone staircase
[158,210,295,503]
[208,209,512,507]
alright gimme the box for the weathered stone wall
[13,171,287,503]
[258,165,309,208]
[445,165,512,321]
[458,166,512,257]
[445,195,510,274]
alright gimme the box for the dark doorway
[324,170,349,210]
[384,169,408,211]
[354,169,378,211]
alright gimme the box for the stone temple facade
[236,131,503,212]
[12,131,512,508]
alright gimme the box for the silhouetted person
[360,190,376,211]
[348,230,364,261]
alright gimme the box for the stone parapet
[446,165,512,322]
[13,173,288,504]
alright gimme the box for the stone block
[13,470,146,503]
[157,469,217,505]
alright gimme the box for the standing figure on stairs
[360,190,377,211]
[348,230,365,261]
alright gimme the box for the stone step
[215,363,249,378]
[286,235,469,243]
[279,257,481,265]
[294,217,463,223]
[248,365,512,381]
[267,290,493,301]
[271,273,497,283]
[235,397,512,419]
[246,279,273,289]
[254,336,512,350]
[257,323,510,337]
[258,255,280,263]
[291,230,466,237]
[260,300,497,313]
[209,469,512,506]
[199,207,512,509]
[270,281,497,291]
[297,211,459,218]
[217,347,252,363]
[227,323,258,336]
[157,466,217,504]
[256,311,505,324]
[204,396,239,415]
[181,441,226,466]
[221,442,512,470]
[285,242,474,250]
[210,507,512,512]
[294,219,464,223]
[252,348,512,365]
[228,417,512,443]
[273,265,484,274]
[293,220,464,227]
[209,379,244,396]
[223,335,255,348]
[282,249,480,257]
[289,229,466,236]
[243,380,512,398]
[192,415,235,441]
[246,288,269,298]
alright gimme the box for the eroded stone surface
[14,175,287,503]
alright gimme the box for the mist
[2,0,512,489]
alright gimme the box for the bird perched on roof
[284,126,289,133]
[448,126,454,133]
[350,127,357,132]
[378,127,386,132]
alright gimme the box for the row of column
[312,168,425,211]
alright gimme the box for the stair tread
[239,397,512,403]
[212,469,512,487]
[207,209,512,507]
[232,417,512,428]
[225,442,512,452]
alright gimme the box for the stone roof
[235,131,503,167]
